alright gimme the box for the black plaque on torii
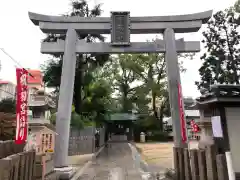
[111,11,131,46]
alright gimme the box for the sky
[0,0,237,98]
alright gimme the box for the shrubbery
[50,112,95,129]
[146,131,172,142]
[133,116,173,142]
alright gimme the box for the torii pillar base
[55,167,77,180]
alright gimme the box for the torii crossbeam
[29,10,212,176]
[41,39,200,54]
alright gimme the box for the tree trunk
[74,57,83,114]
[122,93,128,113]
[152,91,159,122]
[159,103,164,131]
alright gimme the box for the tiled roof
[0,80,14,85]
[163,110,200,125]
[29,123,55,132]
[27,70,43,85]
[196,84,240,102]
[185,110,200,117]
[105,113,139,121]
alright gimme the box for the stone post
[196,109,214,149]
[198,120,214,149]
[54,28,77,168]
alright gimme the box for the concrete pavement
[79,143,142,180]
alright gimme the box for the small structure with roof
[163,97,200,139]
[195,84,240,179]
[105,113,138,141]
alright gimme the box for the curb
[128,143,167,179]
[70,146,105,180]
[128,143,149,172]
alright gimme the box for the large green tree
[126,49,192,130]
[42,0,109,115]
[196,2,240,90]
[101,54,144,113]
[81,69,113,124]
[0,98,16,113]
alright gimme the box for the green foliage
[0,98,16,113]
[123,52,170,130]
[147,131,170,142]
[196,3,240,90]
[101,54,145,113]
[234,0,240,13]
[50,113,56,125]
[81,75,113,123]
[50,112,95,129]
[41,0,113,128]
[70,113,85,129]
[41,0,110,116]
[98,45,190,130]
[133,117,170,142]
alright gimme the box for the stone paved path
[79,143,142,180]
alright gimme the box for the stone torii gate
[29,10,212,175]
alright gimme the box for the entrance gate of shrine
[29,10,212,171]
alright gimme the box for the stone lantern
[196,84,240,179]
[195,96,214,149]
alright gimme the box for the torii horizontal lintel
[29,10,212,25]
[29,10,212,34]
[41,39,200,54]
[39,21,202,34]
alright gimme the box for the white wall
[0,83,16,101]
[225,107,240,173]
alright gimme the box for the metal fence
[68,127,105,156]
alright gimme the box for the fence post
[10,154,20,180]
[190,149,200,180]
[3,141,10,157]
[0,157,12,180]
[0,142,3,159]
[184,148,192,180]
[28,150,36,180]
[93,127,95,153]
[198,149,207,180]
[24,152,30,180]
[206,145,218,180]
[32,151,36,180]
[216,154,229,180]
[18,153,26,180]
[173,147,180,180]
[178,148,185,180]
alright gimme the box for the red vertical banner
[15,68,28,144]
[177,83,187,143]
[191,120,200,133]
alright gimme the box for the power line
[0,48,55,95]
[0,48,35,78]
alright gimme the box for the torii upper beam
[29,10,212,34]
